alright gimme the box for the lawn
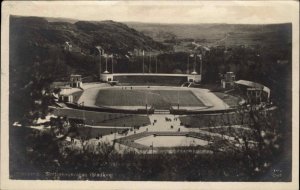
[201,127,256,140]
[76,127,125,139]
[179,112,250,128]
[53,108,150,127]
[95,89,204,109]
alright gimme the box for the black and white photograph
[1,1,299,189]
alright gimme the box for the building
[58,86,74,102]
[52,75,83,103]
[64,41,72,51]
[246,88,264,104]
[70,75,82,88]
[64,41,82,53]
[234,80,270,104]
[221,72,236,89]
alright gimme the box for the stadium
[60,72,238,112]
[50,69,271,154]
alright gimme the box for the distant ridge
[10,15,166,54]
[126,22,292,45]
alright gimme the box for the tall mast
[187,55,189,74]
[96,46,103,79]
[142,50,145,73]
[105,55,108,72]
[199,54,202,75]
[149,52,151,73]
[155,56,158,73]
[99,52,101,76]
[111,54,114,74]
[193,53,196,73]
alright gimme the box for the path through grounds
[31,112,250,153]
[147,114,188,132]
[61,113,199,153]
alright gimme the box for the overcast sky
[3,1,298,24]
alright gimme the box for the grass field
[53,108,150,127]
[201,127,255,140]
[76,127,124,139]
[95,89,204,109]
[179,112,250,128]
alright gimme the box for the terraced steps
[154,109,170,114]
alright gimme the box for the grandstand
[100,73,201,86]
[114,75,188,86]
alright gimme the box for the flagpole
[156,56,158,73]
[200,54,202,75]
[194,53,196,73]
[177,90,179,110]
[105,55,108,72]
[187,55,189,74]
[100,53,101,75]
[142,50,145,73]
[112,54,114,74]
[95,46,102,79]
[149,52,151,73]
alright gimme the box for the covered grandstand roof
[234,80,270,97]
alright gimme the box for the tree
[216,103,288,181]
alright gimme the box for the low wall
[170,107,237,115]
[64,102,236,115]
[65,102,154,114]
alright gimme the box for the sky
[2,1,299,24]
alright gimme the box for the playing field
[95,89,205,109]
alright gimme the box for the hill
[9,16,166,120]
[10,16,165,54]
[126,22,292,48]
